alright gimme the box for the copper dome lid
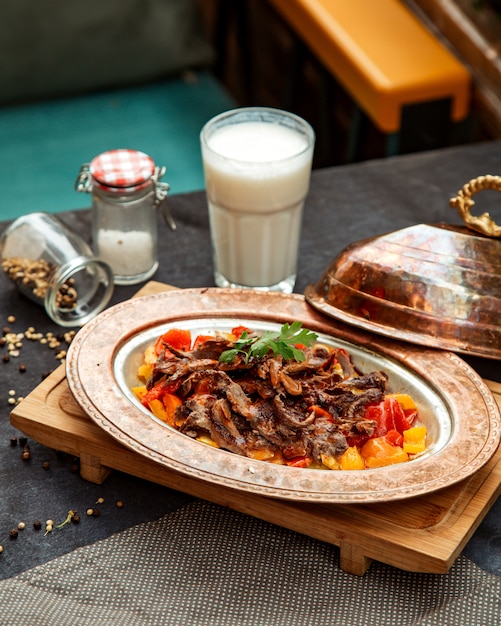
[305,175,501,360]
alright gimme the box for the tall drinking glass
[200,107,315,293]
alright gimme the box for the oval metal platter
[66,288,501,503]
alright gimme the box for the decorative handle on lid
[450,174,501,237]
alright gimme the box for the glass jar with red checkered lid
[75,149,173,285]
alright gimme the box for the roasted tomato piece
[365,400,393,438]
[384,429,404,448]
[154,328,192,355]
[365,396,415,437]
[231,325,251,339]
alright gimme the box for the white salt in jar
[75,149,172,285]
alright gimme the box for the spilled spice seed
[22,450,31,461]
[33,520,42,530]
[17,522,25,530]
[57,510,77,528]
[18,436,27,447]
[0,545,3,553]
[42,461,50,470]
[10,437,17,447]
[116,501,124,509]
[72,514,81,524]
[96,497,104,504]
[19,364,26,373]
[9,529,18,539]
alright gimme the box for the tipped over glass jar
[0,212,114,327]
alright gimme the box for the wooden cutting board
[10,281,501,576]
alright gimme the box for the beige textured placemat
[0,500,500,626]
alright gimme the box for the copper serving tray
[65,288,500,504]
[305,222,501,360]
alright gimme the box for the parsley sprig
[219,322,318,364]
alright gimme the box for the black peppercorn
[9,529,18,539]
[18,436,27,447]
[33,520,42,530]
[72,514,81,524]
[42,461,50,470]
[19,364,27,373]
[10,437,17,447]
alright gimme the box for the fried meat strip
[155,337,390,462]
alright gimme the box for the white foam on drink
[207,122,308,163]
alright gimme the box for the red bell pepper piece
[232,325,251,339]
[192,334,214,349]
[141,382,166,407]
[346,433,371,448]
[285,455,313,468]
[154,328,192,356]
[307,405,333,421]
[141,379,184,407]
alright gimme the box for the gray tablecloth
[2,141,501,621]
[1,500,500,626]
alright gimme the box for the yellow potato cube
[131,385,147,401]
[137,363,153,382]
[386,393,417,410]
[321,453,341,470]
[144,345,158,365]
[403,425,427,454]
[339,446,365,470]
[196,435,219,448]
[148,398,168,422]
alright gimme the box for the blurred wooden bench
[268,0,471,160]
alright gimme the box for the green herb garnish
[219,322,318,364]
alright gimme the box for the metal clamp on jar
[0,212,114,327]
[75,149,174,285]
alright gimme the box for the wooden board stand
[10,282,501,576]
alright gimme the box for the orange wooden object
[268,0,471,133]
